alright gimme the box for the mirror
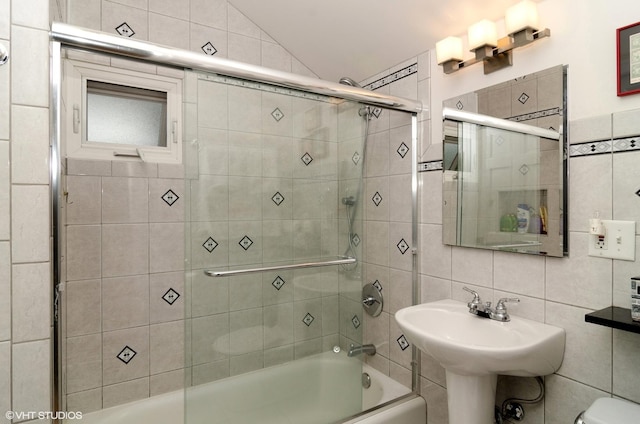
[442,65,567,257]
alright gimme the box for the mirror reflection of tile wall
[443,65,565,256]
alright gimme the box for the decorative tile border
[569,140,612,157]
[570,135,640,157]
[418,160,443,172]
[363,63,418,91]
[507,107,561,123]
[612,135,640,153]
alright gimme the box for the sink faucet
[463,287,520,322]
[347,343,376,357]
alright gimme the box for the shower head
[339,77,372,119]
[338,77,362,88]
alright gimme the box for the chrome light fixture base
[441,28,550,75]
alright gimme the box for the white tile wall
[5,0,51,417]
[0,342,10,424]
[12,340,51,415]
[12,263,51,343]
[0,243,10,342]
[11,105,50,184]
[411,55,640,422]
[10,26,49,107]
[11,185,50,263]
[0,43,8,142]
[41,3,640,423]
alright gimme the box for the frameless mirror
[442,65,568,257]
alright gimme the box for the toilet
[575,397,640,423]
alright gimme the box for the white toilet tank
[575,398,640,424]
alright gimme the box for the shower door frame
[50,21,423,417]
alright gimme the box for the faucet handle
[496,297,520,310]
[492,297,520,322]
[463,287,482,307]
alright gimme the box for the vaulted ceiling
[229,0,533,83]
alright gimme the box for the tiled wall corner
[6,0,52,419]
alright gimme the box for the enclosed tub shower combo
[50,23,424,424]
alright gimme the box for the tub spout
[348,343,376,357]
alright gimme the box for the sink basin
[395,299,565,424]
[395,299,565,376]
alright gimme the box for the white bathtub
[71,351,425,424]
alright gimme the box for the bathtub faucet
[347,343,376,357]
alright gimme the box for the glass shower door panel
[184,71,365,424]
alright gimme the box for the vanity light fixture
[436,0,550,75]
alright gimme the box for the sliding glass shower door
[183,71,369,423]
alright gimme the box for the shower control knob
[362,296,379,306]
[361,283,383,317]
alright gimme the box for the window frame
[64,59,183,164]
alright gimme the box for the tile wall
[183,72,354,388]
[62,156,186,411]
[61,59,373,413]
[17,1,638,423]
[412,61,640,424]
[356,63,421,388]
[1,0,53,423]
[58,0,345,415]
[64,0,316,78]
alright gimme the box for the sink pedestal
[446,371,497,424]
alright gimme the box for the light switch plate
[588,220,636,261]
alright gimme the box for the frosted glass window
[86,80,167,147]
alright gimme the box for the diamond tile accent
[272,276,285,290]
[301,152,313,166]
[202,42,217,55]
[519,164,529,175]
[495,136,505,145]
[302,313,315,327]
[397,142,409,158]
[373,280,383,292]
[518,92,530,104]
[351,315,361,329]
[117,346,137,364]
[635,189,640,198]
[352,151,361,165]
[456,100,464,110]
[271,108,284,122]
[239,236,253,250]
[371,107,382,118]
[372,191,383,206]
[162,288,180,305]
[397,335,410,351]
[351,234,361,247]
[272,192,285,206]
[203,237,218,253]
[116,22,135,37]
[161,189,179,206]
[397,239,409,254]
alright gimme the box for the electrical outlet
[588,220,636,261]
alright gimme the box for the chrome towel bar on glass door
[204,256,356,277]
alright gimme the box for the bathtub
[71,350,425,424]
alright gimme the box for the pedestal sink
[395,299,565,424]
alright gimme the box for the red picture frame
[617,21,640,96]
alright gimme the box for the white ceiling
[229,0,531,83]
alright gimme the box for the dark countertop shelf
[585,306,640,334]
